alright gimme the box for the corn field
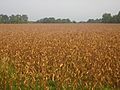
[0,24,120,90]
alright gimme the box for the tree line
[87,11,120,23]
[0,14,28,23]
[0,11,120,23]
[36,17,74,23]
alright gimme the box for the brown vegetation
[0,24,120,89]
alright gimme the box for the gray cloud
[0,0,120,21]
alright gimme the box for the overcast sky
[0,0,120,21]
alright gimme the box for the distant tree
[61,19,71,23]
[9,14,28,23]
[102,13,112,23]
[56,19,62,23]
[9,15,16,23]
[0,15,9,23]
[112,15,118,23]
[95,18,102,23]
[36,17,71,23]
[40,18,49,23]
[117,11,120,23]
[87,19,101,23]
[16,14,21,23]
[72,21,76,23]
[87,19,95,23]
[48,17,56,23]
[0,15,2,23]
[87,11,120,23]
[21,15,28,23]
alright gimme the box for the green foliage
[102,11,120,23]
[36,17,72,23]
[6,81,10,90]
[0,14,9,23]
[47,79,57,90]
[20,79,26,90]
[102,13,112,23]
[12,80,18,90]
[0,14,28,24]
[0,11,120,23]
[87,11,120,23]
[102,85,112,90]
[87,19,102,23]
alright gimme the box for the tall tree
[21,15,28,23]
[102,13,112,23]
[9,15,16,23]
[112,15,118,23]
[9,14,28,23]
[117,11,120,23]
[0,15,2,23]
[0,15,9,23]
